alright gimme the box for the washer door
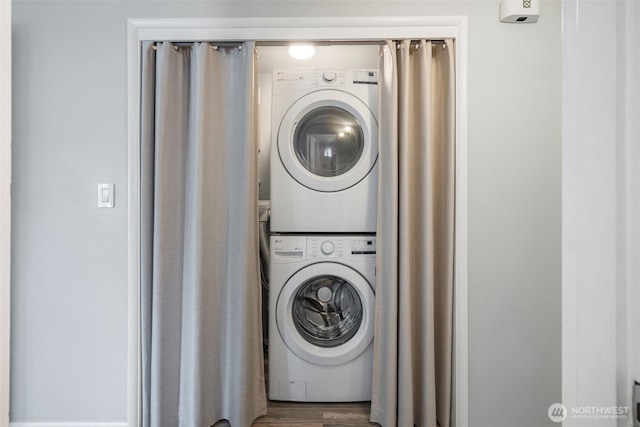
[277,90,378,193]
[276,262,375,366]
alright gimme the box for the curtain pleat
[140,41,267,427]
[371,39,455,427]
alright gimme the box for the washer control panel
[351,238,376,254]
[309,238,345,259]
[272,235,376,263]
[271,236,306,261]
[320,240,335,255]
[308,236,376,260]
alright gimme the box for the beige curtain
[140,41,267,427]
[371,39,455,427]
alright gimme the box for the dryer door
[277,90,378,193]
[276,262,375,366]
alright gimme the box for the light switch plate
[98,183,115,208]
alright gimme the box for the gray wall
[11,1,562,425]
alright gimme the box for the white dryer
[270,68,379,233]
[269,234,376,402]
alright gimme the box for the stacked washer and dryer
[269,68,379,402]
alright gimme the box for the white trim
[125,19,141,427]
[0,2,11,427]
[625,0,640,397]
[10,423,128,427]
[453,17,469,427]
[129,17,459,42]
[621,0,640,419]
[127,17,469,427]
[562,1,619,423]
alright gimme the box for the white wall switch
[97,183,115,208]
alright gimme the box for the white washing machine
[270,68,379,233]
[269,234,376,402]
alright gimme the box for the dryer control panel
[273,68,346,94]
[272,68,378,96]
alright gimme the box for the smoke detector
[500,0,540,23]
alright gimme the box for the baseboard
[10,423,128,427]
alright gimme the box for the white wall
[11,1,562,425]
[1,2,11,427]
[617,1,640,424]
[624,0,640,394]
[562,1,617,422]
[562,1,640,426]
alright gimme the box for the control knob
[320,241,335,255]
[322,71,337,83]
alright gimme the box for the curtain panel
[371,39,456,427]
[140,41,266,427]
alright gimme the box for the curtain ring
[238,45,243,51]
[172,45,179,52]
[211,45,219,50]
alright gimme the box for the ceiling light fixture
[288,44,315,60]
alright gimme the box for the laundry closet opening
[130,18,467,426]
[257,43,381,410]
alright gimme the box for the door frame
[127,16,469,427]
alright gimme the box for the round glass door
[293,107,365,178]
[276,262,375,366]
[277,90,378,193]
[292,275,363,348]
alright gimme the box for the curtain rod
[152,41,245,50]
[151,39,446,49]
[256,40,447,46]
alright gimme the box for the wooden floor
[215,400,379,426]
[213,355,379,426]
[254,400,379,426]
